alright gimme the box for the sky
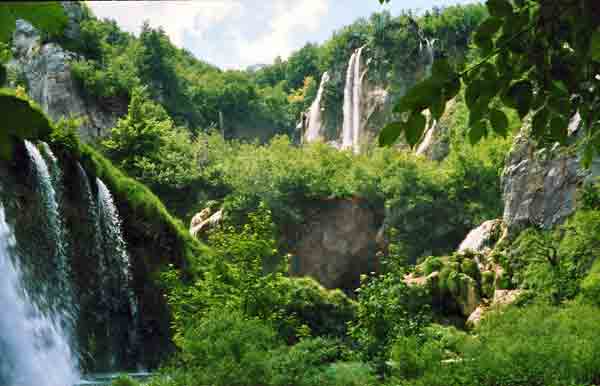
[87,0,479,70]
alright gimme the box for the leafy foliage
[380,0,600,166]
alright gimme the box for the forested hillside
[2,1,600,386]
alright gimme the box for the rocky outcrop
[466,289,524,328]
[458,219,502,257]
[288,198,384,292]
[190,208,223,238]
[9,18,122,141]
[500,114,600,234]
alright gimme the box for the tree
[102,86,199,189]
[379,0,600,166]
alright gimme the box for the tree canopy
[379,0,600,166]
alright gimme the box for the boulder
[466,289,524,328]
[458,219,502,269]
[9,19,123,141]
[190,208,223,239]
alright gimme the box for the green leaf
[443,77,461,101]
[490,109,509,137]
[393,78,437,114]
[431,59,454,82]
[0,130,11,160]
[532,108,549,138]
[474,18,502,53]
[465,79,485,110]
[0,9,16,43]
[591,30,600,62]
[405,112,427,148]
[378,121,403,147]
[504,80,533,118]
[487,0,513,17]
[550,115,568,143]
[469,120,487,145]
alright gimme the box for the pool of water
[75,372,152,386]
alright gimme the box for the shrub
[321,362,378,386]
[410,303,600,386]
[177,310,281,386]
[269,337,346,386]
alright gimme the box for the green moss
[0,89,53,158]
[460,258,480,281]
[422,256,443,276]
[481,270,496,299]
[78,143,209,271]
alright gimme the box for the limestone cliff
[8,13,123,141]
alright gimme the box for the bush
[321,362,378,386]
[177,310,281,386]
[410,303,600,386]
[348,272,431,372]
[269,337,346,386]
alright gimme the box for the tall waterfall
[305,71,330,142]
[24,141,76,325]
[423,38,436,77]
[341,46,366,154]
[96,178,139,362]
[0,202,79,386]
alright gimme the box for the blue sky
[87,0,479,70]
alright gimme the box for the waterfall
[341,46,366,154]
[423,38,436,77]
[0,202,79,386]
[305,71,330,143]
[24,141,76,326]
[96,178,139,363]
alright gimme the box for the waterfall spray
[341,46,366,154]
[0,202,79,386]
[305,71,330,143]
[96,178,139,365]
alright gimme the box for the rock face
[289,199,384,292]
[190,208,223,238]
[458,219,502,256]
[500,116,594,234]
[9,18,122,141]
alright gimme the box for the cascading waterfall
[0,202,79,386]
[423,38,436,77]
[341,46,365,154]
[24,140,76,327]
[305,71,330,142]
[96,178,139,365]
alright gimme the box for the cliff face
[9,16,123,142]
[501,114,600,235]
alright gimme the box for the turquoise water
[76,372,151,385]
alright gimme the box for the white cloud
[86,0,479,69]
[87,0,330,69]
[87,1,242,46]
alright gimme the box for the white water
[25,141,68,280]
[341,46,365,154]
[305,71,330,142]
[423,38,436,77]
[0,203,79,386]
[96,178,139,353]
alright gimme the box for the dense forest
[2,1,600,386]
